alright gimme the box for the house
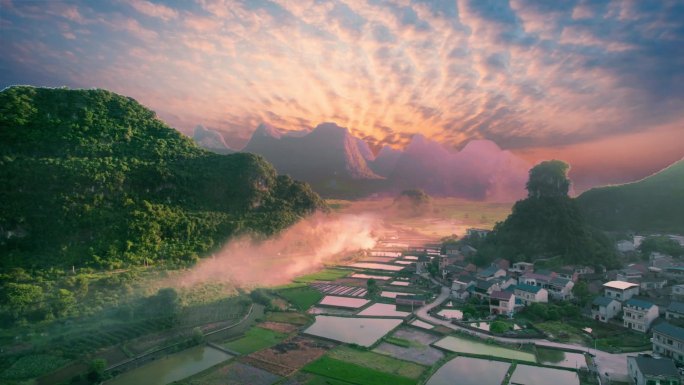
[466,228,490,238]
[672,284,684,299]
[489,290,515,315]
[508,262,534,276]
[520,272,553,287]
[492,258,510,270]
[639,276,667,291]
[556,267,579,282]
[476,265,506,281]
[650,252,674,268]
[664,266,684,280]
[460,245,477,257]
[616,240,635,253]
[514,284,548,306]
[616,268,643,283]
[548,277,574,300]
[444,245,462,257]
[591,296,621,322]
[653,322,684,363]
[396,294,427,307]
[627,356,680,385]
[416,255,430,274]
[622,298,659,332]
[603,281,640,301]
[471,279,501,300]
[666,301,684,321]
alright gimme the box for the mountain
[192,125,234,154]
[476,160,617,267]
[389,136,530,201]
[369,145,402,177]
[0,86,323,269]
[577,158,684,233]
[242,122,382,195]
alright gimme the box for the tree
[526,160,571,198]
[490,320,509,334]
[52,288,76,317]
[87,358,107,383]
[572,281,591,306]
[3,283,44,319]
[367,279,380,297]
[639,236,683,257]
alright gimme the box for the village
[94,229,684,385]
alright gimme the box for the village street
[415,285,638,383]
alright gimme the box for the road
[415,285,638,383]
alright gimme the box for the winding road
[415,285,641,383]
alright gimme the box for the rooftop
[603,280,639,290]
[490,291,513,301]
[550,277,572,287]
[479,265,502,277]
[623,298,655,309]
[592,296,617,307]
[668,301,684,314]
[515,284,543,294]
[630,356,679,377]
[653,322,684,341]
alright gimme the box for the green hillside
[476,160,617,267]
[0,86,324,269]
[577,159,684,233]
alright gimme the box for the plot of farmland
[240,336,335,377]
[350,263,404,271]
[222,327,288,354]
[304,316,403,347]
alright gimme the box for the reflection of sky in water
[304,316,402,347]
[434,336,536,362]
[426,357,509,385]
[319,295,369,308]
[350,263,404,271]
[510,365,580,385]
[357,303,410,317]
[106,346,232,385]
[537,349,587,369]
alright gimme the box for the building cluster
[443,230,684,383]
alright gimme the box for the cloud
[0,0,682,188]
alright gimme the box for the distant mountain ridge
[577,158,684,233]
[194,124,530,201]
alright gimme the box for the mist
[174,212,381,288]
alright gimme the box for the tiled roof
[490,291,513,300]
[515,284,543,294]
[592,296,616,306]
[653,322,684,341]
[667,301,684,314]
[631,356,679,377]
[623,298,655,309]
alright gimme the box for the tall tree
[526,160,571,198]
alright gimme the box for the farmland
[302,356,417,385]
[222,327,289,354]
[277,287,324,311]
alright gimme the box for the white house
[489,290,515,315]
[622,298,659,333]
[667,301,684,321]
[616,240,635,253]
[508,262,534,275]
[653,322,684,363]
[603,281,640,301]
[547,277,574,300]
[476,265,506,281]
[514,284,548,306]
[627,356,681,385]
[591,296,621,322]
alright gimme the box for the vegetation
[0,354,70,380]
[384,336,412,347]
[0,86,324,272]
[638,235,684,257]
[221,326,288,354]
[293,268,351,283]
[394,189,431,216]
[577,158,684,233]
[265,311,311,325]
[276,286,323,311]
[327,346,426,379]
[475,160,618,267]
[303,356,416,385]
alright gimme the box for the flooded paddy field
[357,303,410,318]
[510,364,580,385]
[303,316,403,347]
[309,282,367,297]
[350,273,392,280]
[374,327,444,365]
[433,335,536,362]
[105,345,233,385]
[349,262,405,271]
[318,295,369,308]
[425,356,510,385]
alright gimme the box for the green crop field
[303,356,416,385]
[222,327,288,354]
[0,354,71,380]
[327,346,426,379]
[265,311,311,325]
[293,268,351,283]
[277,287,324,311]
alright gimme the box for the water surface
[426,356,509,385]
[510,364,579,385]
[434,335,536,362]
[303,316,402,347]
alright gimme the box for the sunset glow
[2,0,683,190]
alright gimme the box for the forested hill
[0,86,324,270]
[576,159,684,233]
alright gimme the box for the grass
[265,311,311,325]
[384,336,412,348]
[303,356,416,385]
[304,373,356,385]
[277,286,324,311]
[326,346,426,379]
[222,327,288,354]
[293,268,351,283]
[0,354,71,380]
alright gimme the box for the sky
[1,0,683,191]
